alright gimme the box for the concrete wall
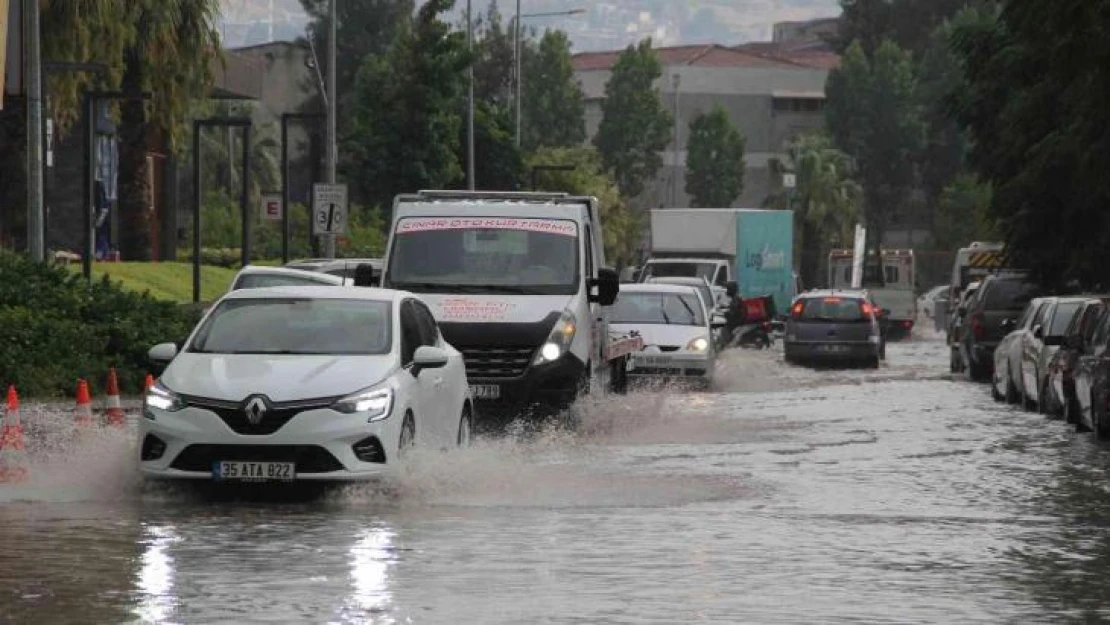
[577,64,828,208]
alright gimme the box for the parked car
[955,273,1039,382]
[1046,297,1110,422]
[948,280,982,373]
[609,283,721,389]
[315,258,383,282]
[918,285,949,321]
[140,286,473,483]
[1018,297,1086,413]
[1073,310,1110,437]
[229,265,346,292]
[992,297,1050,404]
[783,289,885,368]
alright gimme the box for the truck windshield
[643,262,717,281]
[386,217,580,295]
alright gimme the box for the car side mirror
[711,314,728,328]
[411,345,449,376]
[725,280,739,293]
[148,342,179,367]
[589,267,620,306]
[1033,324,1044,339]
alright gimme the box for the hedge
[0,251,202,398]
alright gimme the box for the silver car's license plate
[470,384,501,399]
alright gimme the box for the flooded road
[5,333,1110,623]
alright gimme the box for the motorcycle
[733,321,774,349]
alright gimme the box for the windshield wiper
[676,297,699,324]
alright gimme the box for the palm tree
[117,0,222,260]
[765,132,862,288]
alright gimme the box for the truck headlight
[144,381,184,419]
[332,387,393,422]
[534,310,577,366]
[686,337,710,352]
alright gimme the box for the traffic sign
[312,183,348,235]
[260,193,283,221]
[783,173,796,189]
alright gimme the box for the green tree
[342,0,471,211]
[522,29,586,151]
[472,0,516,105]
[932,173,995,251]
[116,0,223,260]
[528,147,642,266]
[825,39,923,283]
[594,38,673,199]
[684,105,746,207]
[837,0,976,58]
[917,17,970,227]
[453,101,525,190]
[764,132,862,287]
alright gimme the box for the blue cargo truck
[640,208,797,315]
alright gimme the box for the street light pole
[514,0,521,148]
[467,0,475,190]
[25,0,44,262]
[324,0,338,258]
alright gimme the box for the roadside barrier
[144,374,155,391]
[0,386,28,483]
[74,379,95,428]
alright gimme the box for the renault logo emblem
[244,396,268,425]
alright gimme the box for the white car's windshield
[387,217,579,295]
[233,274,337,290]
[612,292,705,326]
[643,262,717,281]
[189,298,392,355]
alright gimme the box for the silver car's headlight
[534,310,577,366]
[144,381,184,419]
[332,387,394,422]
[686,337,710,352]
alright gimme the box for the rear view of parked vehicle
[784,290,884,368]
[955,273,1039,382]
[948,280,982,373]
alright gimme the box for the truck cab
[381,191,624,416]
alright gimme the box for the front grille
[460,345,536,379]
[181,395,339,435]
[170,444,344,473]
[352,436,386,463]
[659,346,681,352]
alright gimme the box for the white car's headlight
[686,337,710,352]
[534,310,577,366]
[144,381,184,418]
[332,387,394,422]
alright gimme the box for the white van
[381,191,637,414]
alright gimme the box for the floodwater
[5,328,1110,623]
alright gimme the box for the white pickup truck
[380,191,642,419]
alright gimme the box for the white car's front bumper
[138,404,405,482]
[626,351,713,379]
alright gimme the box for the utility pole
[466,0,475,190]
[514,0,521,148]
[324,0,338,258]
[671,72,681,207]
[25,0,44,262]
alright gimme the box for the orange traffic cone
[144,374,155,391]
[74,379,94,427]
[0,385,29,483]
[104,368,124,427]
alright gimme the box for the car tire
[991,372,1005,402]
[949,347,962,374]
[457,406,473,447]
[1039,379,1058,418]
[1005,373,1020,404]
[1095,391,1110,440]
[1066,394,1087,431]
[398,412,416,457]
[866,356,880,369]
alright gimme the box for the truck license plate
[213,461,295,481]
[470,384,501,400]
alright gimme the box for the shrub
[0,251,201,398]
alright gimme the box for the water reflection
[133,524,181,624]
[338,524,398,624]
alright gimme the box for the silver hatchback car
[784,290,885,368]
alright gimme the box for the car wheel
[398,413,416,457]
[1005,372,1020,404]
[457,406,473,447]
[1095,392,1110,440]
[866,356,880,369]
[1038,379,1052,416]
[991,370,1005,402]
[1066,394,1087,431]
[949,347,962,373]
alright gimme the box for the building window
[773,97,825,113]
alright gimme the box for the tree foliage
[594,38,673,199]
[837,0,974,58]
[949,1,1110,289]
[932,172,995,252]
[521,30,587,152]
[342,0,471,211]
[764,132,862,287]
[528,147,642,266]
[825,39,922,278]
[684,105,746,208]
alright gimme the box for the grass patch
[65,262,239,302]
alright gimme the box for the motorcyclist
[721,281,747,347]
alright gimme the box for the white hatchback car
[228,265,347,291]
[140,286,473,483]
[610,283,722,388]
